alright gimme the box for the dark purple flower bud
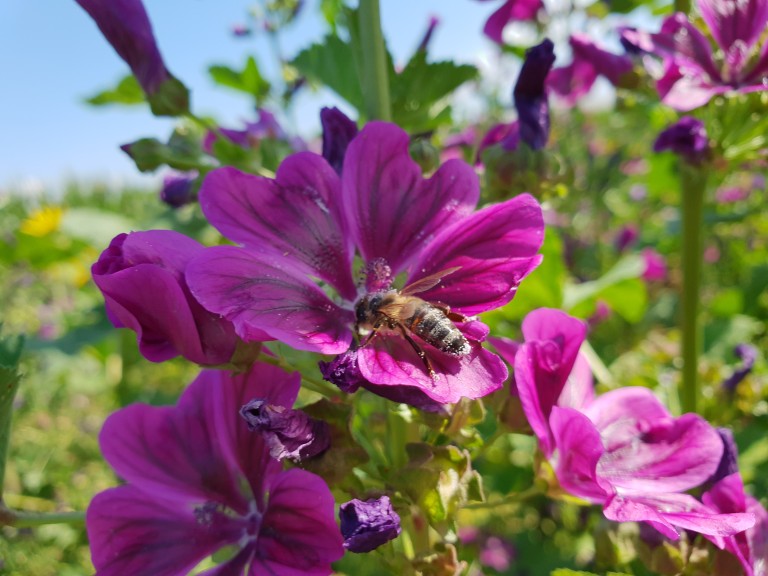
[723,343,758,393]
[91,231,243,365]
[709,428,740,484]
[513,39,555,150]
[614,225,639,253]
[160,172,197,208]
[240,398,330,462]
[653,116,709,164]
[477,122,520,162]
[320,107,358,174]
[319,348,366,393]
[231,23,252,37]
[340,495,401,553]
[75,0,189,116]
[417,15,440,53]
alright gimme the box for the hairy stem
[358,0,391,121]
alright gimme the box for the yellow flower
[19,206,64,237]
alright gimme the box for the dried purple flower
[653,116,709,164]
[514,39,555,150]
[240,398,331,461]
[320,107,358,175]
[160,172,197,208]
[340,495,401,553]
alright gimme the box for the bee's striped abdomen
[407,305,471,356]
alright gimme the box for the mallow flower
[503,308,755,542]
[548,33,634,106]
[339,496,402,553]
[74,0,189,116]
[92,230,252,366]
[186,122,545,406]
[476,0,544,44]
[620,0,768,111]
[87,362,344,575]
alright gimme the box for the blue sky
[0,1,493,193]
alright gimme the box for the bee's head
[355,293,382,330]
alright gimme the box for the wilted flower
[504,308,755,541]
[187,122,544,405]
[514,39,556,150]
[339,496,401,553]
[74,0,189,116]
[160,172,197,208]
[477,0,544,44]
[653,116,709,164]
[240,398,330,461]
[87,363,344,574]
[548,33,634,106]
[92,230,249,365]
[620,0,768,110]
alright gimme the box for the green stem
[679,163,707,414]
[358,0,391,121]
[0,506,85,528]
[463,485,542,509]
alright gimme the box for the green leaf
[148,76,190,117]
[291,35,365,112]
[0,330,24,497]
[320,0,345,31]
[564,255,648,322]
[390,51,478,132]
[85,75,145,107]
[208,57,271,103]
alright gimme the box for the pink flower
[186,122,545,405]
[87,362,344,575]
[477,0,544,44]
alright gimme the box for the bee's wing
[401,266,461,296]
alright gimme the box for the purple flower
[614,225,639,253]
[203,108,303,155]
[548,33,633,106]
[417,15,441,53]
[641,247,667,282]
[318,347,366,394]
[620,0,768,111]
[231,23,252,37]
[340,496,401,553]
[92,230,251,365]
[74,0,189,116]
[160,172,197,208]
[653,116,709,164]
[477,0,544,44]
[320,107,358,175]
[240,398,330,461]
[514,308,756,541]
[513,39,556,150]
[723,343,758,393]
[186,122,544,405]
[87,362,345,575]
[704,474,768,576]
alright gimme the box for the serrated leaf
[85,74,145,107]
[0,331,24,497]
[291,35,365,112]
[208,57,271,103]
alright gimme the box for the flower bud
[320,107,358,174]
[160,172,197,208]
[653,117,709,164]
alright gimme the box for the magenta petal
[657,61,729,111]
[699,0,768,56]
[548,60,599,105]
[408,194,544,315]
[99,372,248,510]
[605,492,756,542]
[187,246,354,353]
[342,122,479,274]
[558,354,594,412]
[514,309,587,455]
[358,335,506,404]
[198,164,356,299]
[570,34,633,85]
[92,231,238,365]
[87,486,238,576]
[483,0,543,43]
[585,388,723,493]
[550,407,609,502]
[254,469,344,576]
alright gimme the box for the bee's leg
[359,317,386,348]
[397,326,437,380]
[431,301,470,323]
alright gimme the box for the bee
[355,267,471,378]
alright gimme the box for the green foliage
[208,57,271,104]
[0,330,24,497]
[84,74,144,107]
